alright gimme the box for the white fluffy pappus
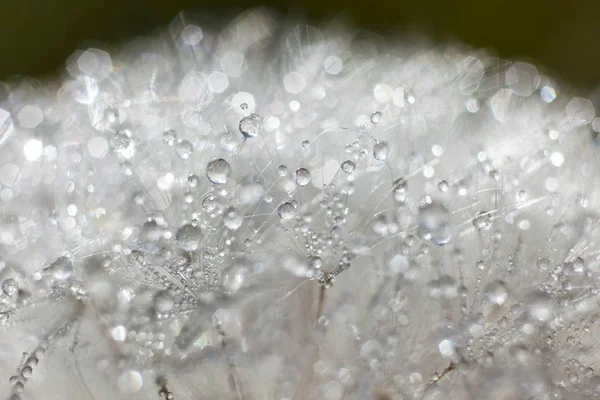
[0,7,600,400]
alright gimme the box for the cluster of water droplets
[0,7,600,400]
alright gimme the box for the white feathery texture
[0,7,599,400]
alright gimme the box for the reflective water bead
[46,257,74,281]
[206,158,232,185]
[154,290,175,313]
[21,366,32,379]
[295,168,311,186]
[418,201,451,245]
[118,370,143,393]
[473,211,492,230]
[438,180,449,192]
[223,207,243,230]
[370,111,382,124]
[187,174,200,187]
[485,280,509,305]
[277,165,288,177]
[2,278,18,296]
[176,224,202,251]
[373,141,389,161]
[527,291,555,322]
[341,160,355,173]
[278,202,296,220]
[239,113,263,138]
[176,140,194,159]
[162,129,178,145]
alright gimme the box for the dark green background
[0,0,598,89]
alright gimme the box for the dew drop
[154,290,175,313]
[46,257,74,281]
[278,202,296,220]
[176,140,194,159]
[370,111,382,124]
[162,129,177,146]
[373,141,389,161]
[206,158,232,185]
[224,207,243,230]
[485,280,509,305]
[118,370,143,393]
[527,291,555,322]
[2,278,18,296]
[418,202,451,245]
[176,224,202,252]
[360,339,383,360]
[187,174,200,187]
[438,180,449,192]
[239,113,263,138]
[295,168,311,186]
[473,211,492,230]
[277,165,288,177]
[341,160,355,173]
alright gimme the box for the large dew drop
[295,168,311,186]
[46,257,74,281]
[373,141,389,161]
[418,201,451,245]
[239,113,263,138]
[278,202,296,220]
[527,291,555,322]
[485,280,509,305]
[206,158,232,185]
[176,224,202,252]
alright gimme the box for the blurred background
[0,0,598,90]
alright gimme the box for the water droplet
[21,366,32,378]
[278,202,296,220]
[2,278,18,296]
[111,325,127,341]
[302,140,310,148]
[239,113,263,138]
[224,207,243,230]
[206,158,232,185]
[438,180,449,192]
[46,257,74,281]
[162,129,177,146]
[527,291,554,322]
[473,211,492,230]
[295,168,311,186]
[118,370,143,393]
[418,202,451,245]
[389,254,409,275]
[187,174,200,187]
[238,179,265,205]
[154,290,175,313]
[370,111,382,124]
[373,141,389,161]
[176,140,194,159]
[110,132,131,151]
[277,165,288,177]
[536,258,550,271]
[360,339,383,360]
[485,280,509,305]
[341,160,355,173]
[176,224,202,251]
